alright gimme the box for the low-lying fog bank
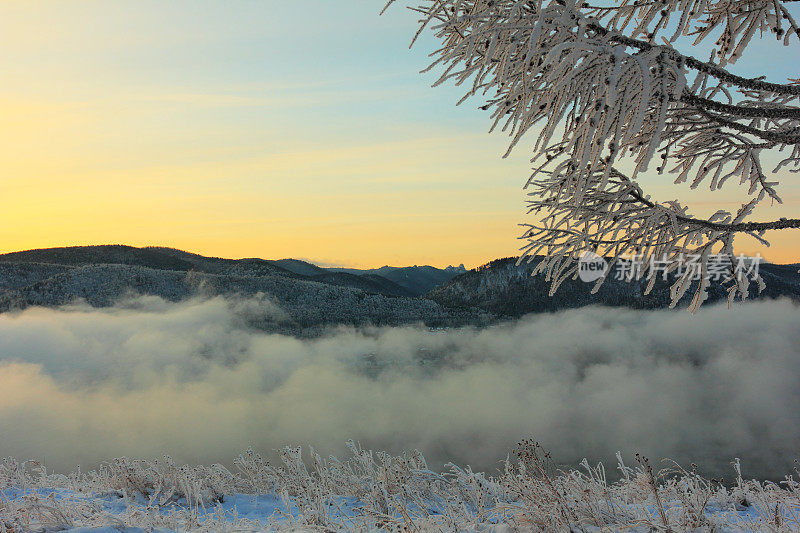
[0,295,797,479]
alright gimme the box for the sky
[1,1,798,268]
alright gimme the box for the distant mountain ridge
[0,245,484,335]
[327,264,467,296]
[0,245,467,298]
[2,246,798,335]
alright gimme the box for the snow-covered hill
[2,247,799,332]
[0,246,487,334]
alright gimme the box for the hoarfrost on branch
[385,0,800,310]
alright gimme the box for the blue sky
[1,1,797,265]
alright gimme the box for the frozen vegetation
[388,0,800,311]
[2,442,799,532]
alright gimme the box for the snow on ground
[0,485,785,532]
[1,445,798,532]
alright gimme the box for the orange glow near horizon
[0,92,530,268]
[1,2,797,269]
[2,87,798,267]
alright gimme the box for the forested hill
[0,245,483,335]
[1,247,798,333]
[0,245,466,298]
[0,246,489,335]
[427,256,800,317]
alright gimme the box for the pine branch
[681,93,800,120]
[586,22,800,96]
[611,169,800,232]
[687,105,800,145]
[388,0,798,309]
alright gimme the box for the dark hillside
[428,256,800,317]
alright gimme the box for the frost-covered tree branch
[384,0,799,310]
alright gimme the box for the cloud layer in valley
[0,295,798,479]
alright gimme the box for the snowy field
[2,442,799,532]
